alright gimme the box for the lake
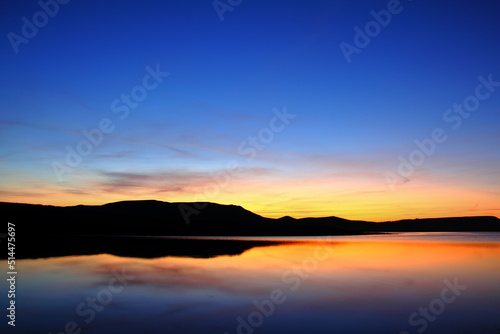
[11,233,500,333]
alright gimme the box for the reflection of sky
[14,236,500,333]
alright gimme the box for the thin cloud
[92,167,279,195]
[0,189,45,198]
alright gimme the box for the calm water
[11,233,500,333]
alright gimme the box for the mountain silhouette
[2,200,499,236]
[2,200,499,259]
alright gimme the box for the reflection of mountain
[2,200,499,259]
[7,235,281,260]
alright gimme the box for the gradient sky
[1,0,499,221]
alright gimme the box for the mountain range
[2,200,499,236]
[2,200,499,259]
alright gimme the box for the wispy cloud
[91,167,279,196]
[0,188,46,198]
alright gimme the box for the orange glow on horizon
[1,174,498,221]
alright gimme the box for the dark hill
[2,200,499,259]
[2,200,499,237]
[0,200,360,237]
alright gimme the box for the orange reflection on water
[21,238,500,282]
[25,238,496,296]
[16,235,500,334]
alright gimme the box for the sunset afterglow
[1,1,499,221]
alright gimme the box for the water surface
[11,232,500,333]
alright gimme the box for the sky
[1,0,499,221]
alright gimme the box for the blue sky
[1,0,499,220]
